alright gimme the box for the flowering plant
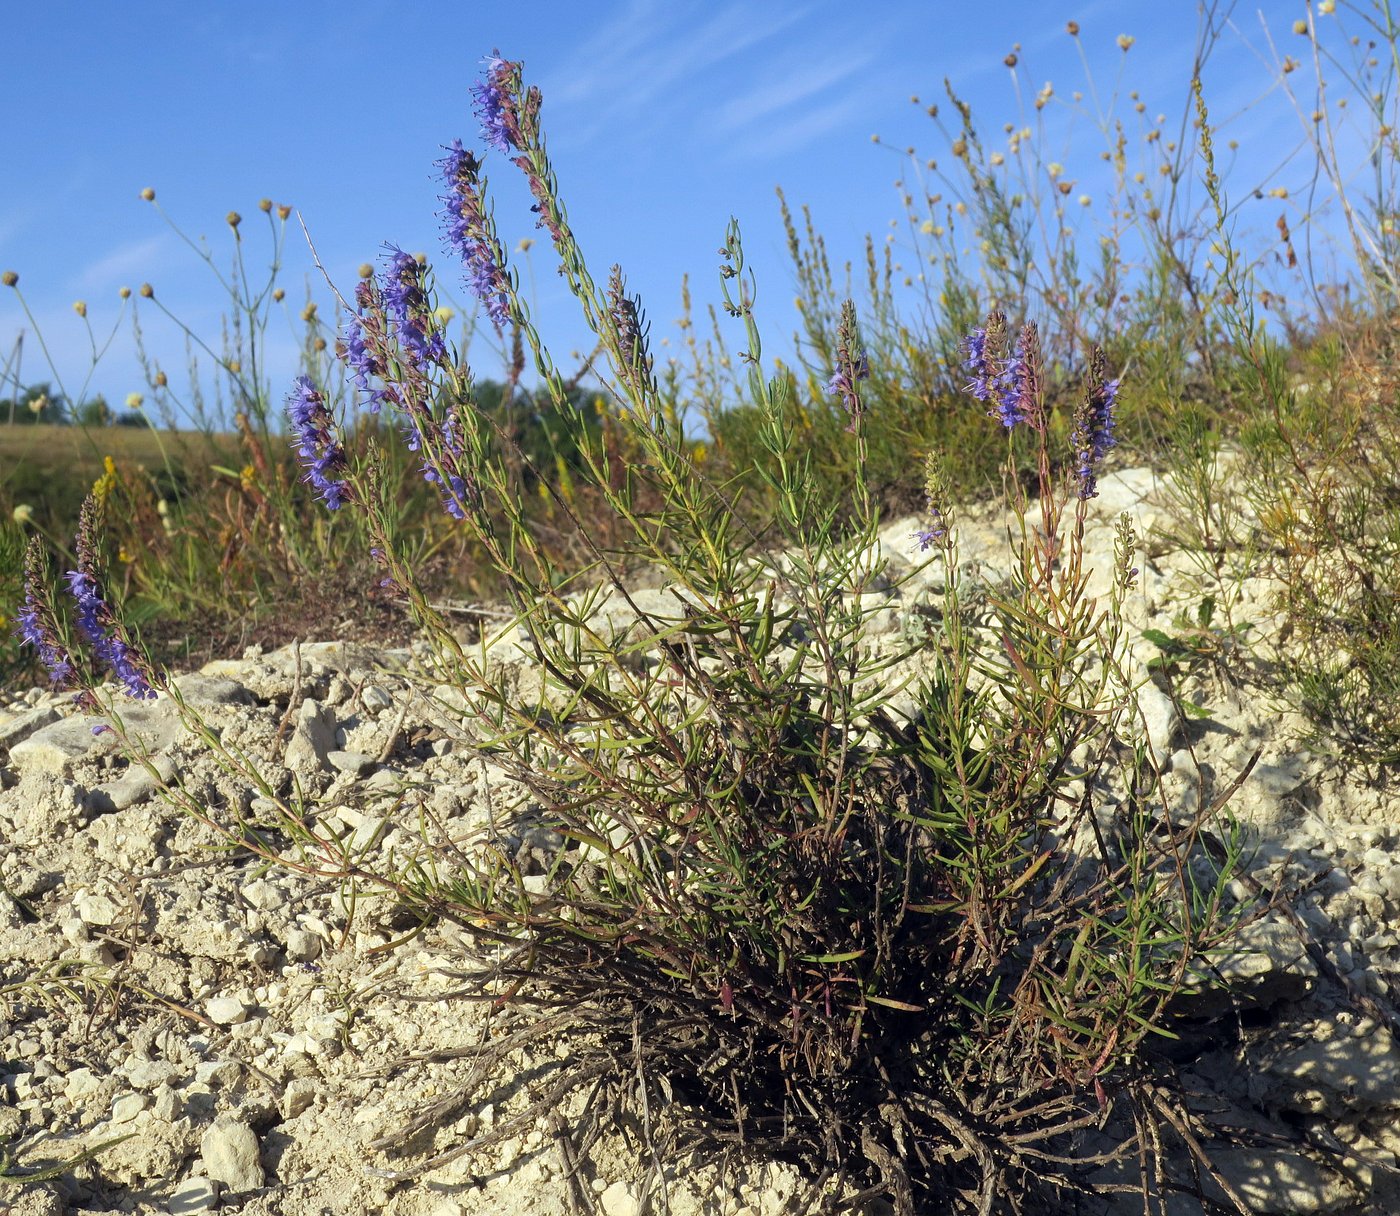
[16,52,1252,1216]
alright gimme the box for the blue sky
[0,0,1364,423]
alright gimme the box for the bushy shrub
[12,54,1262,1215]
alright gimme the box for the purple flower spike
[438,140,511,330]
[63,503,158,701]
[287,375,350,510]
[828,301,870,432]
[1072,351,1119,500]
[15,538,76,688]
[991,323,1041,430]
[962,326,995,403]
[472,52,522,154]
[381,248,447,370]
[962,311,1005,401]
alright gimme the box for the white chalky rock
[360,684,394,712]
[75,892,120,926]
[205,995,250,1025]
[599,1180,641,1216]
[283,699,337,773]
[282,927,322,963]
[167,1174,219,1214]
[199,1115,264,1191]
[1133,678,1179,761]
[110,1092,150,1124]
[0,705,59,751]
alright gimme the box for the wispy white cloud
[731,92,876,160]
[73,236,170,293]
[541,2,814,140]
[713,50,877,133]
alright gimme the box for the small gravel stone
[361,684,394,712]
[168,1174,219,1214]
[75,892,120,926]
[283,927,322,963]
[205,995,250,1025]
[110,1092,150,1124]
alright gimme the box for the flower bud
[119,286,132,299]
[1117,34,1135,51]
[126,392,144,409]
[1066,20,1079,35]
[1,271,17,287]
[301,302,318,322]
[141,187,156,201]
[73,300,87,317]
[277,204,291,220]
[139,283,154,298]
[273,288,285,302]
[258,197,273,212]
[1004,53,1018,68]
[155,370,168,387]
[227,211,242,230]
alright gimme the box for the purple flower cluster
[287,375,349,510]
[1072,354,1119,499]
[828,300,870,432]
[340,284,391,414]
[416,401,478,521]
[961,321,1000,403]
[16,510,158,701]
[64,567,155,700]
[437,140,511,330]
[382,247,447,370]
[471,53,522,155]
[826,355,870,409]
[913,520,945,552]
[15,538,75,687]
[607,265,653,390]
[962,314,1042,429]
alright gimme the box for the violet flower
[410,398,478,521]
[63,501,157,700]
[63,569,154,700]
[15,538,76,687]
[913,521,946,552]
[340,286,391,414]
[471,52,522,154]
[381,247,447,370]
[961,312,1006,404]
[828,300,870,431]
[437,139,511,330]
[994,322,1043,429]
[1071,350,1119,499]
[287,375,349,510]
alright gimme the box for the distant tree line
[1,384,144,427]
